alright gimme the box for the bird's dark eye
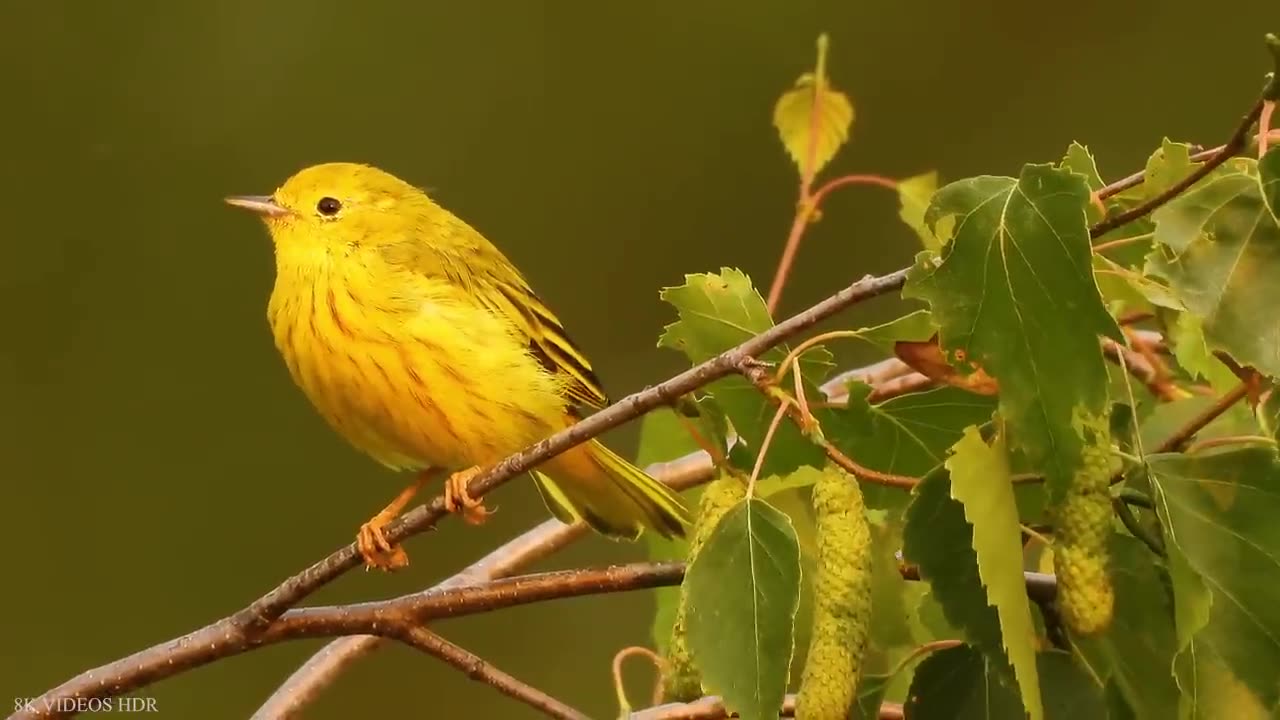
[317,197,342,216]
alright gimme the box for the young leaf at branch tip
[903,164,1123,503]
[772,34,854,181]
[1059,142,1105,224]
[945,426,1044,720]
[685,498,802,720]
[796,465,873,720]
[1149,447,1280,710]
[897,171,941,250]
[1146,149,1280,378]
[664,473,747,702]
[659,268,829,477]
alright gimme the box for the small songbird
[226,163,689,569]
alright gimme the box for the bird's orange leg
[443,465,492,525]
[357,473,429,571]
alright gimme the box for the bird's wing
[475,271,611,414]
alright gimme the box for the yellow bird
[226,163,689,569]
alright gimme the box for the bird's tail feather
[533,439,690,539]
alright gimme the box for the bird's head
[226,162,433,258]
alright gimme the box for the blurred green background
[1,1,1273,717]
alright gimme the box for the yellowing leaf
[897,171,941,250]
[772,34,854,180]
[946,427,1044,720]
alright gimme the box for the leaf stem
[612,646,669,712]
[1111,497,1166,558]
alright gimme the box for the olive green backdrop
[1,1,1271,718]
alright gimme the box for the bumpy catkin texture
[663,473,746,702]
[1054,435,1115,636]
[796,466,873,720]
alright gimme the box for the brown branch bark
[393,626,592,720]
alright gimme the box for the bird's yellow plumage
[227,162,689,569]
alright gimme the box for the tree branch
[1090,99,1265,238]
[393,626,592,720]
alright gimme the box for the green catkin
[796,465,873,720]
[1053,433,1116,636]
[663,473,746,702]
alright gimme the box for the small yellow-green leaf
[772,35,854,179]
[946,427,1044,720]
[897,171,941,250]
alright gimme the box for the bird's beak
[224,194,290,218]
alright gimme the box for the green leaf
[659,268,828,476]
[850,673,893,720]
[855,309,938,353]
[1169,312,1241,393]
[946,427,1043,720]
[905,646,1106,720]
[1146,149,1280,377]
[1149,447,1280,709]
[1060,142,1105,224]
[1061,142,1104,190]
[1143,139,1196,198]
[1137,394,1259,452]
[1039,651,1108,719]
[903,644,1024,719]
[772,34,853,179]
[636,408,701,653]
[904,164,1123,499]
[685,498,802,720]
[898,171,941,250]
[1074,535,1180,719]
[902,467,1008,670]
[820,385,996,510]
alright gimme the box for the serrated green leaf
[819,385,996,510]
[904,164,1123,500]
[659,268,828,476]
[1149,447,1280,710]
[772,35,853,179]
[1144,139,1196,198]
[946,427,1043,720]
[1146,149,1280,377]
[1074,535,1180,719]
[902,467,1009,671]
[686,498,802,720]
[1169,312,1241,393]
[855,309,938,353]
[1061,142,1105,190]
[905,646,1105,720]
[898,171,941,250]
[1061,142,1105,224]
[903,644,1024,719]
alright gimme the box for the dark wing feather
[478,277,610,413]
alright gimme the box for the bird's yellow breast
[266,251,569,472]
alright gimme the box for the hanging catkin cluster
[662,473,746,702]
[1053,428,1115,636]
[795,465,873,720]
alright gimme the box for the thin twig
[13,564,686,720]
[1154,382,1251,454]
[395,626,591,720]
